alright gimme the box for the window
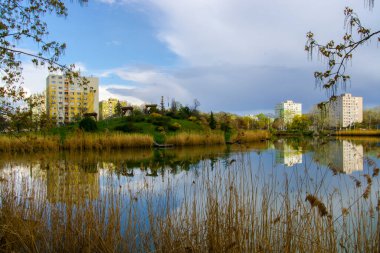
[58,76,63,79]
[59,92,62,94]
[52,81,56,84]
[77,92,81,95]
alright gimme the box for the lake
[0,137,379,252]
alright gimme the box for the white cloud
[99,84,145,105]
[99,67,193,105]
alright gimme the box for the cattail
[305,194,329,217]
[372,168,379,177]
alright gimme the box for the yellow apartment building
[99,98,128,120]
[46,75,99,125]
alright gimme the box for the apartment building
[326,93,363,128]
[99,98,128,120]
[46,75,99,125]
[275,100,302,124]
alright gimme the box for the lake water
[0,137,379,251]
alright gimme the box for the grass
[0,150,378,252]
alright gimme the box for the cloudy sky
[18,0,380,115]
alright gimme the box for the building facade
[275,100,302,124]
[46,75,99,125]
[99,98,128,120]
[326,93,363,128]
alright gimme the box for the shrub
[156,126,165,132]
[148,115,171,127]
[79,117,98,132]
[188,116,197,121]
[168,122,181,131]
[150,112,162,118]
[114,122,142,133]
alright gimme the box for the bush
[114,122,142,133]
[156,126,165,132]
[168,122,181,131]
[79,117,98,132]
[148,115,171,127]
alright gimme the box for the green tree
[160,96,165,114]
[114,100,123,117]
[0,0,86,119]
[79,116,98,132]
[289,115,312,132]
[209,111,216,129]
[305,1,379,95]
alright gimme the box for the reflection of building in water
[276,143,303,166]
[47,162,99,203]
[314,140,363,174]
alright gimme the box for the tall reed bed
[62,132,153,150]
[0,152,379,252]
[335,129,380,136]
[230,130,270,143]
[0,135,59,152]
[166,131,225,146]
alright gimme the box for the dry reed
[0,132,153,152]
[166,132,225,146]
[0,135,59,152]
[335,130,380,136]
[62,132,153,150]
[230,130,270,143]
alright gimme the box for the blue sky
[19,0,380,115]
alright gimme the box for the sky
[18,0,380,115]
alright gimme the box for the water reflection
[313,140,364,174]
[0,139,377,205]
[273,140,303,166]
[47,163,99,203]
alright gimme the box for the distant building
[325,93,363,128]
[275,100,302,124]
[46,75,99,125]
[99,98,128,120]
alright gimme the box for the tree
[289,115,312,132]
[305,1,379,96]
[209,111,216,129]
[192,99,200,113]
[114,100,122,117]
[160,96,165,114]
[0,0,87,119]
[79,116,98,132]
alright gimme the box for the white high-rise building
[275,100,302,124]
[326,93,363,128]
